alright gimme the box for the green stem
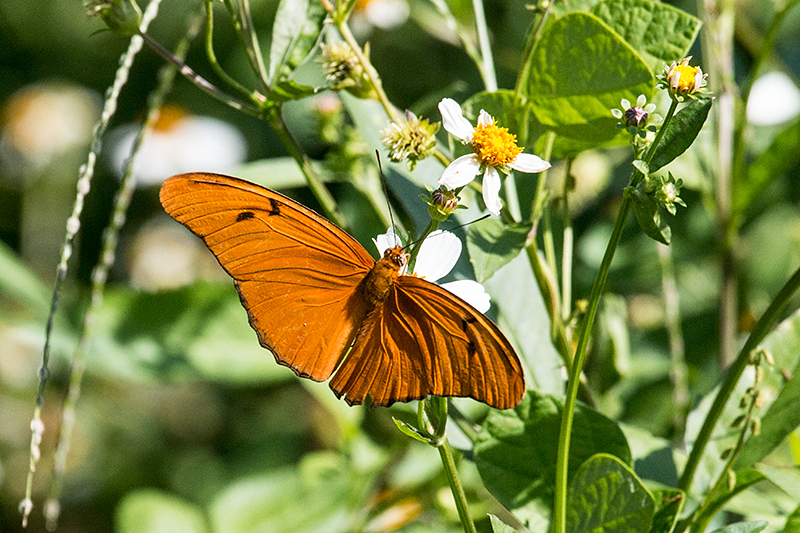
[139,31,263,117]
[552,195,632,533]
[264,107,346,227]
[236,0,269,92]
[561,159,574,323]
[438,438,477,533]
[642,98,679,167]
[513,0,554,101]
[678,263,800,492]
[203,0,261,101]
[471,0,497,92]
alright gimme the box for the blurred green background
[2,0,800,531]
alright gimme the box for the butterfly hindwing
[160,172,374,381]
[330,275,524,409]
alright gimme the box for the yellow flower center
[670,64,700,94]
[471,121,523,168]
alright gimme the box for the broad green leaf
[736,308,800,468]
[649,98,713,172]
[90,284,292,384]
[708,521,768,533]
[267,0,326,86]
[735,118,800,218]
[483,253,564,396]
[783,503,800,532]
[489,514,517,533]
[474,390,631,526]
[758,465,800,498]
[116,490,208,533]
[0,239,50,317]
[526,12,654,148]
[628,186,672,244]
[462,90,525,139]
[566,454,654,533]
[466,219,532,283]
[694,469,765,526]
[591,0,701,73]
[649,488,685,533]
[209,452,372,533]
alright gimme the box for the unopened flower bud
[319,42,377,100]
[659,57,709,101]
[427,186,460,222]
[624,106,649,128]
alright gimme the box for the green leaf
[392,417,431,443]
[489,514,517,533]
[735,118,800,218]
[736,308,800,468]
[267,79,318,103]
[649,488,685,533]
[783,503,800,532]
[462,90,525,138]
[628,187,671,245]
[526,12,654,148]
[91,284,293,384]
[649,98,713,172]
[0,239,50,317]
[116,490,208,533]
[758,465,800,498]
[466,219,532,283]
[708,521,768,533]
[267,0,326,86]
[694,469,765,526]
[590,0,701,73]
[209,452,373,533]
[566,454,655,533]
[474,390,631,526]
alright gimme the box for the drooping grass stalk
[678,263,800,492]
[203,0,258,100]
[42,13,198,530]
[236,0,269,92]
[20,0,163,527]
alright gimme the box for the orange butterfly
[159,172,524,408]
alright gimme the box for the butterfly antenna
[375,150,398,238]
[403,214,492,250]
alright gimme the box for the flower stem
[552,195,632,533]
[678,263,800,492]
[203,0,260,101]
[263,107,346,227]
[471,0,497,92]
[438,438,477,533]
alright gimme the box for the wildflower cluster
[611,94,661,153]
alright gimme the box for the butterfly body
[160,172,524,409]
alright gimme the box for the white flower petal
[413,230,460,282]
[477,109,494,126]
[373,226,402,255]
[620,98,630,110]
[439,153,482,188]
[482,166,503,216]
[509,153,551,173]
[636,94,647,107]
[440,280,491,313]
[438,98,474,142]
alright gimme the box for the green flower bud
[85,0,142,36]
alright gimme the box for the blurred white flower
[746,71,800,126]
[108,105,247,185]
[438,98,550,216]
[0,82,100,175]
[352,0,409,32]
[374,227,490,312]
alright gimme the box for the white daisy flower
[437,98,551,216]
[374,227,490,312]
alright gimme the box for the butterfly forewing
[160,172,374,381]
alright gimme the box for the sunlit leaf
[707,521,768,533]
[649,488,685,533]
[267,0,326,86]
[526,12,654,150]
[591,0,701,73]
[116,490,208,533]
[566,454,654,533]
[467,219,532,283]
[474,391,631,526]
